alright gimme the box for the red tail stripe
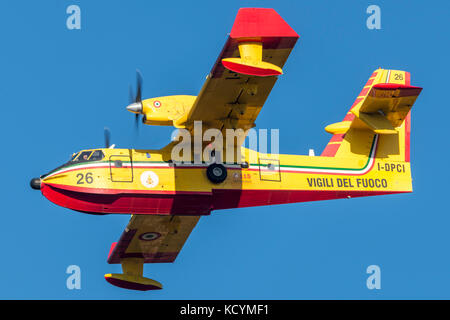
[350,97,364,109]
[405,111,411,162]
[330,134,345,142]
[343,113,355,121]
[321,143,340,157]
[405,72,411,86]
[359,87,370,97]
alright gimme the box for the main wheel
[206,163,227,184]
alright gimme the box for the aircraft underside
[41,179,403,215]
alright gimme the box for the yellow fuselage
[39,135,412,215]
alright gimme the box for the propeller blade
[127,70,144,141]
[104,127,111,148]
[128,85,134,104]
[135,69,143,102]
[135,114,140,132]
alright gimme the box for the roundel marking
[139,232,161,241]
[140,171,159,188]
[153,100,161,108]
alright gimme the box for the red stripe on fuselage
[40,179,403,216]
[41,183,213,215]
[212,189,406,210]
[43,182,210,196]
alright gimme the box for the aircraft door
[258,158,281,182]
[109,155,133,182]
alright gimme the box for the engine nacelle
[140,95,196,126]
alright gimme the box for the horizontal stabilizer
[351,83,422,131]
[325,121,351,134]
[357,112,397,134]
[358,83,422,114]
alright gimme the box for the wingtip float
[31,8,422,291]
[104,257,163,291]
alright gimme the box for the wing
[105,214,200,290]
[107,214,200,264]
[174,8,299,138]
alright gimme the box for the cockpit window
[75,151,93,162]
[89,150,105,161]
[68,150,104,164]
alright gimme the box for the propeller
[127,70,144,133]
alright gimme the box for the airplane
[30,8,422,291]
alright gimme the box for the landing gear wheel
[206,163,227,184]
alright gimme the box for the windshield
[69,152,79,162]
[68,150,105,164]
[72,151,92,163]
[43,150,105,179]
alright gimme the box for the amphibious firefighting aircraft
[30,8,422,291]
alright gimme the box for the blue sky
[1,0,449,299]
